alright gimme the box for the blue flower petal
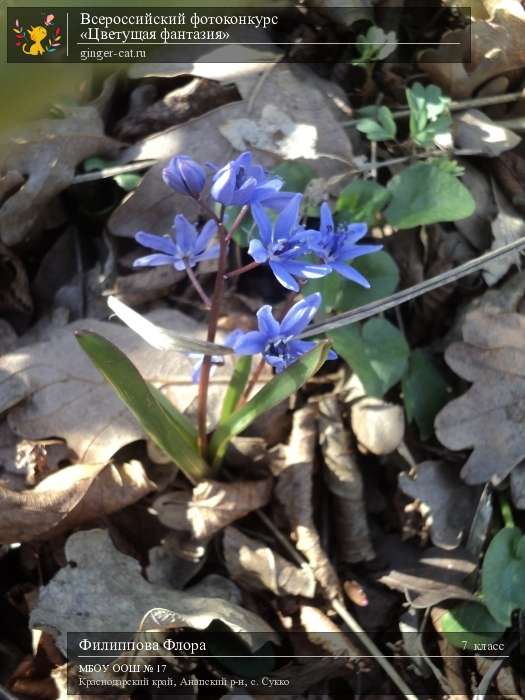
[320,201,333,234]
[331,261,371,288]
[232,330,267,355]
[339,243,383,260]
[174,214,197,254]
[269,260,300,292]
[248,238,269,264]
[280,293,321,336]
[280,260,331,279]
[251,203,272,246]
[256,305,280,337]
[133,253,178,268]
[194,219,218,252]
[135,232,177,256]
[274,193,302,240]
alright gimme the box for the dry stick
[72,159,158,184]
[342,88,525,128]
[299,235,525,339]
[253,508,418,699]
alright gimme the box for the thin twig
[342,89,525,127]
[299,235,525,339]
[72,160,157,184]
[332,598,418,700]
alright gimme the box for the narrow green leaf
[75,331,210,481]
[330,318,409,397]
[148,383,198,444]
[219,356,252,423]
[402,349,451,440]
[209,342,331,467]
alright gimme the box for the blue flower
[189,330,244,384]
[230,293,337,373]
[134,216,219,271]
[309,203,383,288]
[162,155,206,197]
[247,194,330,292]
[210,151,294,209]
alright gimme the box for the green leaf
[441,602,507,650]
[75,331,210,481]
[356,107,396,142]
[271,161,315,193]
[385,162,475,229]
[336,180,391,226]
[219,356,252,423]
[114,172,142,191]
[402,349,451,440]
[209,342,331,467]
[330,318,409,397]
[482,526,525,626]
[305,251,399,314]
[406,82,451,147]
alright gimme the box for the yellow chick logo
[23,25,48,55]
[12,14,62,57]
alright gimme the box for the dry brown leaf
[299,605,363,661]
[223,526,316,597]
[436,309,525,484]
[0,104,118,246]
[453,109,521,158]
[153,478,272,540]
[376,535,477,606]
[0,242,32,315]
[419,6,525,98]
[482,182,525,285]
[399,461,480,550]
[274,404,342,601]
[318,396,374,563]
[0,461,154,544]
[108,62,353,238]
[31,528,278,653]
[0,309,231,464]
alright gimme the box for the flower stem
[224,260,260,279]
[197,223,229,456]
[225,205,250,242]
[184,263,212,308]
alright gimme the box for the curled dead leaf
[318,396,374,563]
[153,478,272,540]
[0,461,154,544]
[274,404,342,601]
[223,526,316,597]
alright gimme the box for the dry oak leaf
[436,309,525,484]
[153,478,272,540]
[31,528,278,654]
[0,309,231,464]
[399,461,480,550]
[0,104,119,246]
[420,5,525,99]
[223,526,316,598]
[0,461,154,544]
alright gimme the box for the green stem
[498,492,515,528]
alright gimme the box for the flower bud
[162,155,206,197]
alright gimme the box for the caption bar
[7,5,471,64]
